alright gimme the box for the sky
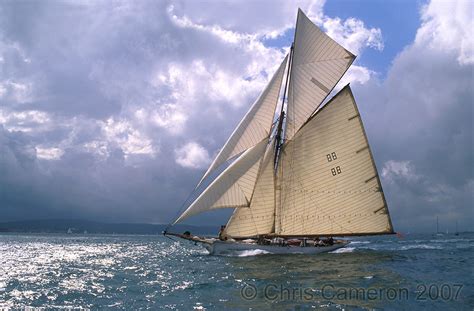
[0,0,472,233]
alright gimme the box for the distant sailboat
[436,216,444,237]
[165,9,395,255]
[455,221,459,236]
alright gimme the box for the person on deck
[218,225,227,241]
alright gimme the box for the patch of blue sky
[262,27,294,50]
[263,1,427,78]
[324,0,427,77]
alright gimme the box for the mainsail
[277,85,393,236]
[171,9,393,239]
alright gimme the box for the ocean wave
[429,239,470,243]
[349,241,370,244]
[399,244,443,250]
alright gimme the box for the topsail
[286,9,355,140]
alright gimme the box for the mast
[271,47,292,234]
[274,44,294,168]
[270,10,299,235]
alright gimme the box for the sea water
[0,233,472,310]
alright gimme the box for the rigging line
[165,186,201,231]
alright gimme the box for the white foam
[123,266,138,270]
[236,249,271,257]
[330,247,355,253]
[400,244,442,250]
[349,241,370,244]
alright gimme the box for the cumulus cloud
[316,16,384,55]
[35,147,64,160]
[415,0,473,65]
[382,160,419,183]
[175,142,211,169]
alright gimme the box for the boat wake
[236,249,272,257]
[330,247,355,253]
[221,249,272,257]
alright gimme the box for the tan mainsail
[224,141,276,237]
[173,139,268,224]
[286,9,355,140]
[278,85,393,236]
[197,55,288,186]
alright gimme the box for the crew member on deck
[218,225,227,241]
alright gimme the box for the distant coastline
[0,219,217,235]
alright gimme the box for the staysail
[197,54,288,186]
[277,85,393,236]
[285,9,355,140]
[173,138,268,224]
[224,140,276,237]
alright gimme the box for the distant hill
[0,219,217,235]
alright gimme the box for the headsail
[173,138,268,224]
[277,85,393,236]
[286,9,355,140]
[224,139,276,237]
[197,54,288,186]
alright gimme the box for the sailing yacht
[165,9,395,255]
[436,216,444,237]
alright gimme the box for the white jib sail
[278,85,393,236]
[286,9,355,141]
[173,138,269,224]
[197,54,288,186]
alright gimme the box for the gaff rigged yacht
[164,9,395,255]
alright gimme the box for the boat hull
[203,240,349,255]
